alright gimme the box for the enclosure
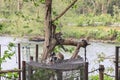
[0,42,120,80]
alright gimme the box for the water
[83,42,116,75]
[0,36,43,70]
[0,36,118,75]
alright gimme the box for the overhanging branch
[52,0,77,22]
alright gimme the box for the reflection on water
[0,36,118,75]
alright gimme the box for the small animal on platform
[49,52,64,64]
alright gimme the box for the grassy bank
[1,23,120,43]
[62,26,120,42]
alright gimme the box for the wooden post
[115,46,119,80]
[0,45,1,80]
[30,56,33,74]
[119,68,120,79]
[56,70,62,80]
[18,43,21,80]
[30,56,33,61]
[22,61,26,80]
[36,44,38,62]
[28,56,33,80]
[84,62,88,80]
[99,65,104,80]
[49,74,54,80]
[80,67,84,80]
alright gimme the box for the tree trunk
[101,3,107,14]
[41,0,82,62]
[17,0,23,11]
[42,0,53,61]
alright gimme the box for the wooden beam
[0,69,22,74]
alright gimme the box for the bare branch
[30,37,89,47]
[61,39,89,47]
[52,0,77,22]
[70,43,81,59]
[30,37,89,60]
[61,39,89,59]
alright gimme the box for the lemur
[49,52,64,64]
[49,52,82,64]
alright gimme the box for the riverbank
[62,26,120,43]
[1,26,120,44]
[28,26,120,44]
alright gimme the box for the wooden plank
[0,69,22,74]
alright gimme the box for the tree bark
[42,0,53,61]
[62,39,89,59]
[70,43,81,59]
[41,0,84,62]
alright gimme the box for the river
[0,36,118,75]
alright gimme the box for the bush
[76,14,113,27]
[90,75,113,80]
[31,69,55,80]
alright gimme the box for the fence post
[30,56,33,61]
[84,62,88,80]
[115,46,119,80]
[56,70,62,80]
[18,43,21,80]
[30,56,33,74]
[22,61,26,80]
[28,56,33,80]
[119,68,120,79]
[99,65,104,80]
[80,67,84,80]
[0,45,1,80]
[36,44,38,62]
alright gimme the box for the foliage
[0,72,18,80]
[88,52,114,80]
[93,52,114,76]
[0,42,18,79]
[96,52,106,63]
[54,45,75,54]
[0,42,15,66]
[113,5,120,21]
[75,14,113,27]
[0,0,120,38]
[90,75,113,80]
[62,26,120,42]
[31,69,55,80]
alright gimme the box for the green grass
[1,20,120,42]
[62,26,120,42]
[0,0,120,42]
[90,75,113,80]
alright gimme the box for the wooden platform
[27,58,84,71]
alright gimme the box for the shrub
[90,75,113,80]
